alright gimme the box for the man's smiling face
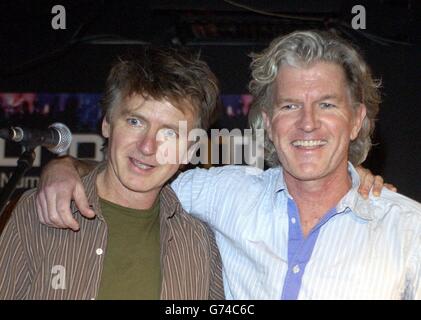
[263,62,366,183]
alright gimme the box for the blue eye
[162,128,177,138]
[281,104,300,110]
[320,103,335,109]
[127,118,143,126]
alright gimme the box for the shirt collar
[274,162,375,221]
[336,163,375,221]
[77,162,106,220]
[159,185,179,219]
[274,167,288,194]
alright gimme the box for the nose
[137,130,158,156]
[297,105,320,132]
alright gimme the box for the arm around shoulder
[36,156,98,229]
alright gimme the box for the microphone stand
[0,146,36,218]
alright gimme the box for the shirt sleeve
[410,233,421,300]
[0,204,31,299]
[170,167,224,224]
[171,165,264,229]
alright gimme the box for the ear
[262,111,273,141]
[102,117,111,138]
[350,104,367,140]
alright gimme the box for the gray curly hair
[248,30,381,167]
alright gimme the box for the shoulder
[172,207,219,263]
[177,207,214,239]
[10,188,39,221]
[371,189,421,214]
[2,188,42,241]
[175,165,281,188]
[162,186,215,240]
[367,189,421,227]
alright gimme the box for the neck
[284,163,352,220]
[96,169,160,210]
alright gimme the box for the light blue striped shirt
[171,164,421,300]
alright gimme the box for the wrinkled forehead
[113,93,198,128]
[274,62,352,101]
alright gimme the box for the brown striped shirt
[0,164,224,300]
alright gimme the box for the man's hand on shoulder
[35,156,96,231]
[356,165,397,199]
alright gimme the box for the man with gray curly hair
[248,30,380,167]
[175,30,420,299]
[32,30,420,299]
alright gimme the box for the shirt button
[96,248,103,255]
[291,217,296,224]
[292,265,300,274]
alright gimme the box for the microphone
[0,122,72,154]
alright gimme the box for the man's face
[102,93,196,197]
[263,62,366,183]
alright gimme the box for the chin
[294,173,324,182]
[288,164,326,181]
[120,176,153,192]
[126,183,157,193]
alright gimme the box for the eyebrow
[315,94,340,102]
[276,94,340,104]
[123,110,148,123]
[276,97,302,104]
[124,110,181,133]
[163,123,180,133]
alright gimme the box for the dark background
[0,0,420,201]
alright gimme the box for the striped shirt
[171,163,421,299]
[0,164,224,300]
